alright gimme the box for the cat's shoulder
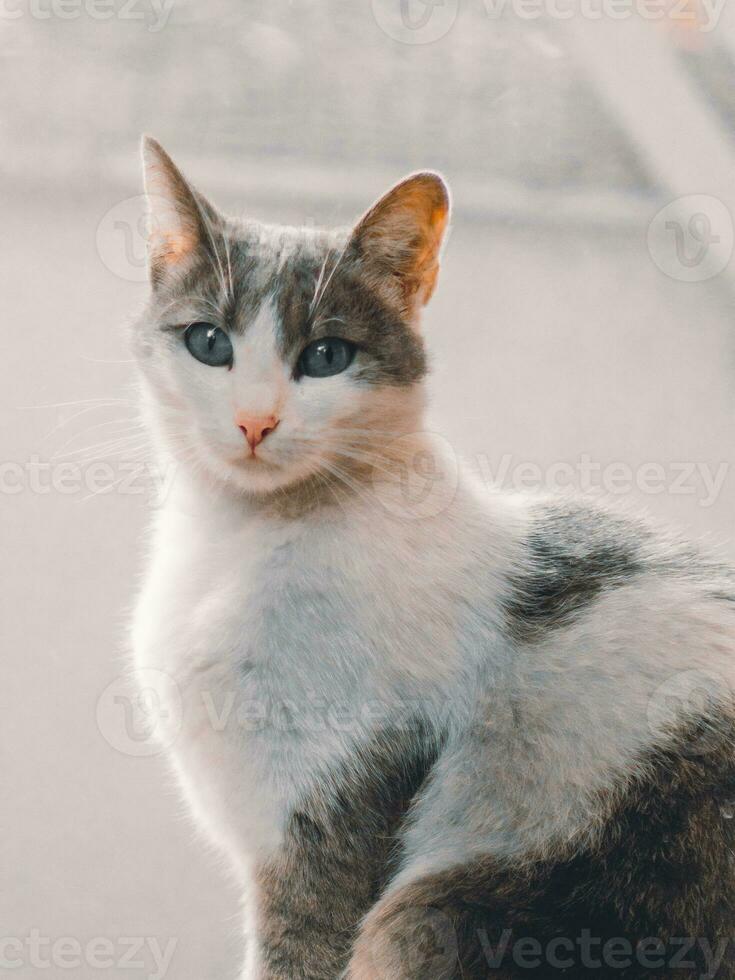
[492,489,735,645]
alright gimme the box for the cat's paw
[346,899,457,979]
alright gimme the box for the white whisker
[310,238,351,319]
[50,416,144,456]
[19,397,133,411]
[309,252,330,316]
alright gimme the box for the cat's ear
[350,172,450,319]
[140,136,223,285]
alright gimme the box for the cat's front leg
[247,728,439,979]
[252,849,357,979]
[247,800,391,980]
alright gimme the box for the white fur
[133,455,524,863]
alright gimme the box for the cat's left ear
[140,135,223,286]
[350,172,450,320]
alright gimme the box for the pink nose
[236,414,279,451]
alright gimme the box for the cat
[132,137,735,979]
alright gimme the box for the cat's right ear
[140,136,221,286]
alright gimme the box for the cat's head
[135,137,449,497]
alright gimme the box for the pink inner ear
[144,195,203,275]
[361,176,448,263]
[392,198,448,308]
[153,230,198,266]
[352,177,449,317]
[142,141,215,274]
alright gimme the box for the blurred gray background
[3,1,735,977]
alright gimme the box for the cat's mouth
[234,451,273,466]
[229,448,282,471]
[217,439,332,493]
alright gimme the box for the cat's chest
[137,509,397,689]
[133,504,452,861]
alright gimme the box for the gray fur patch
[501,499,727,645]
[255,722,442,979]
[502,501,648,644]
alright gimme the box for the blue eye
[298,337,355,378]
[184,322,233,367]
